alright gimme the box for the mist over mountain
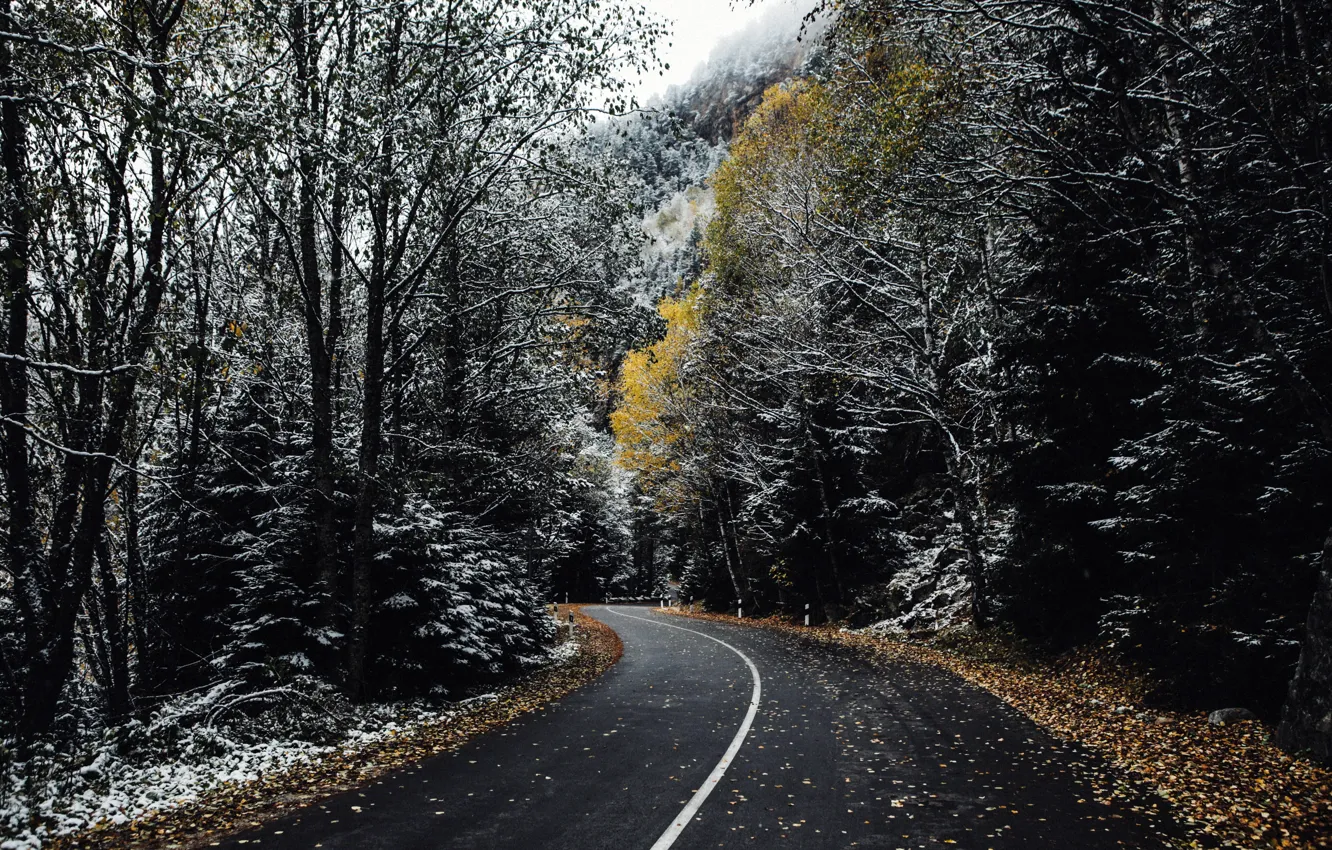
[595,4,826,309]
[660,2,828,145]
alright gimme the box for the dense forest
[1,0,1331,828]
[612,0,1332,766]
[0,0,670,752]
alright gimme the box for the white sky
[631,0,806,100]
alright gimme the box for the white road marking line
[602,607,762,850]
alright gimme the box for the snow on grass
[1,735,334,848]
[0,640,578,849]
[546,635,582,666]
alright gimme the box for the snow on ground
[864,561,974,637]
[545,635,582,666]
[0,640,580,849]
[1,735,336,850]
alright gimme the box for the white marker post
[804,602,810,627]
[737,606,743,619]
[567,612,575,639]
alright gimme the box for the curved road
[224,606,1178,848]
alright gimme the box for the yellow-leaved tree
[610,283,706,510]
[611,56,960,610]
[709,66,946,283]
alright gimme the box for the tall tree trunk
[125,462,148,686]
[291,0,342,671]
[348,259,385,700]
[694,500,726,601]
[1279,529,1332,763]
[709,482,744,606]
[347,8,403,701]
[314,0,354,648]
[0,0,37,728]
[83,596,112,699]
[723,481,749,602]
[95,537,130,722]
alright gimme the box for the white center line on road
[602,607,762,850]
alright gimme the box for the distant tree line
[613,0,1332,762]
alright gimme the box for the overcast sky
[630,0,809,100]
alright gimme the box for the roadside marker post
[738,606,743,619]
[805,603,810,627]
[567,612,575,639]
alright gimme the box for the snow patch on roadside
[0,732,334,850]
[864,563,974,637]
[0,638,581,848]
[545,636,582,666]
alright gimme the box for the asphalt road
[222,606,1179,849]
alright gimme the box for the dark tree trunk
[694,500,724,601]
[83,596,112,699]
[125,463,148,687]
[288,0,342,672]
[95,538,131,722]
[0,0,37,727]
[347,8,403,701]
[1279,529,1332,764]
[709,483,744,606]
[348,259,385,700]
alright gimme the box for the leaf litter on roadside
[663,607,1332,850]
